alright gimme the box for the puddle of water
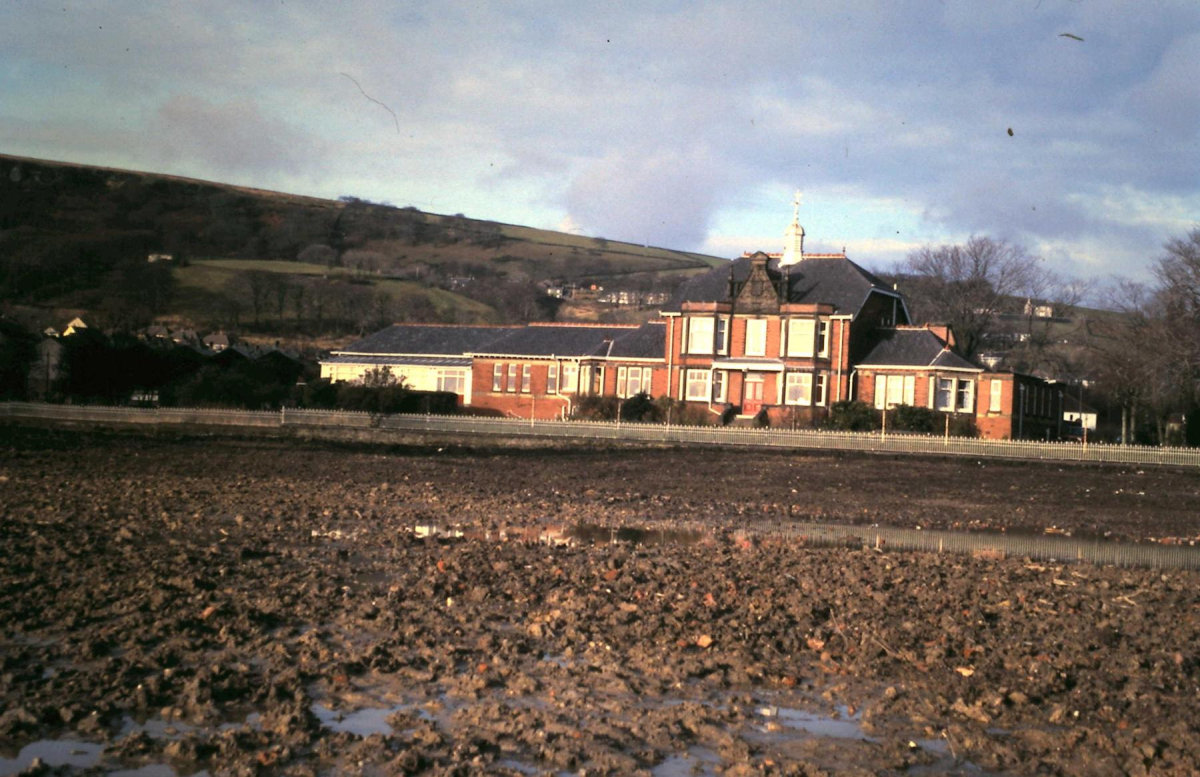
[651,746,721,777]
[311,703,408,736]
[770,706,871,741]
[0,740,104,774]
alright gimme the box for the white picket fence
[4,402,1200,468]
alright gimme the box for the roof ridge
[527,322,640,329]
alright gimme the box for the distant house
[1023,298,1054,319]
[1062,394,1098,431]
[62,317,88,337]
[203,332,231,352]
[147,253,174,263]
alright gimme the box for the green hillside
[0,153,724,333]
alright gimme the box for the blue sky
[3,1,1197,281]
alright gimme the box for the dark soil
[2,427,1200,775]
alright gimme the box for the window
[745,319,767,357]
[492,363,504,392]
[787,319,815,357]
[815,374,827,406]
[687,317,714,355]
[934,378,953,411]
[877,374,916,409]
[437,369,467,394]
[715,318,729,354]
[786,372,813,405]
[711,370,726,402]
[561,363,578,393]
[625,366,650,397]
[521,364,531,393]
[957,379,973,412]
[989,379,1002,412]
[817,321,829,356]
[617,366,628,398]
[685,369,709,401]
[507,363,518,392]
[547,364,559,394]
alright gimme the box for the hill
[0,154,724,334]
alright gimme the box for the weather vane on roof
[792,189,803,221]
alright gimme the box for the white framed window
[547,363,559,394]
[437,369,467,394]
[989,379,1002,412]
[815,374,827,406]
[787,319,815,357]
[617,366,628,397]
[817,321,829,357]
[786,372,813,405]
[687,317,714,355]
[745,319,767,357]
[715,318,729,355]
[936,377,954,411]
[507,363,518,392]
[957,379,974,412]
[878,374,916,409]
[561,363,578,393]
[492,363,504,392]
[625,366,650,397]
[521,364,531,393]
[685,369,710,401]
[711,370,726,402]
[642,367,653,395]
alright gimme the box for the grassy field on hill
[0,153,724,335]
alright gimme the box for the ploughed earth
[2,427,1200,776]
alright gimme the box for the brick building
[321,199,1063,439]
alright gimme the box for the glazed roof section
[666,255,896,317]
[858,328,980,371]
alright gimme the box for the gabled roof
[470,324,640,358]
[666,255,897,318]
[335,325,512,356]
[858,328,980,371]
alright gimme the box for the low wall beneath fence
[4,402,1200,469]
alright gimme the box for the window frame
[956,379,974,413]
[785,372,813,406]
[715,318,729,355]
[687,317,715,355]
[521,364,532,393]
[817,320,829,357]
[745,318,767,357]
[507,363,518,393]
[492,363,504,392]
[787,319,815,357]
[685,369,710,401]
[989,378,1002,412]
[547,363,559,394]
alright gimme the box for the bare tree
[899,236,1043,359]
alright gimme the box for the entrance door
[743,374,764,416]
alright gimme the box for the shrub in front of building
[826,400,876,431]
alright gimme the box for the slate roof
[335,325,512,356]
[323,354,472,367]
[608,322,666,359]
[666,256,897,318]
[470,325,641,358]
[858,328,980,370]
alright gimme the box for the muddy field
[2,427,1200,776]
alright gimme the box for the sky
[3,1,1198,283]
